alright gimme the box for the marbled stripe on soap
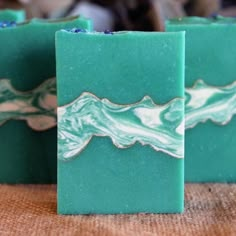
[185,80,236,129]
[0,78,56,131]
[58,93,184,160]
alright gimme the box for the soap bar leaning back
[56,30,185,214]
[166,17,236,182]
[0,16,92,184]
[0,9,25,22]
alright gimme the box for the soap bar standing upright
[166,17,236,182]
[56,30,185,214]
[0,9,25,22]
[0,16,93,184]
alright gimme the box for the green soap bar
[0,9,25,22]
[0,16,93,184]
[166,16,236,182]
[56,30,185,214]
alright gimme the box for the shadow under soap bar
[166,17,236,182]
[56,30,185,214]
[0,16,93,184]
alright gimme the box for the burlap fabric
[0,184,235,236]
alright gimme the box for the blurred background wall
[1,0,236,31]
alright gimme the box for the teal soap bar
[0,16,92,184]
[166,16,236,182]
[56,30,185,214]
[0,9,25,22]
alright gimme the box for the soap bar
[166,16,236,182]
[56,30,185,214]
[0,16,93,184]
[0,9,25,22]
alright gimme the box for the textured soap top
[63,28,128,36]
[0,9,25,22]
[0,21,16,28]
[65,28,114,34]
[166,16,236,26]
[61,28,184,38]
[0,16,92,31]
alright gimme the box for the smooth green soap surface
[57,30,185,214]
[0,16,92,184]
[166,17,236,182]
[0,9,25,22]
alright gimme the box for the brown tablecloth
[0,184,235,236]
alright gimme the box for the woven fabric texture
[0,184,235,236]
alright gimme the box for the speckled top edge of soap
[61,28,185,36]
[0,15,89,30]
[166,16,236,26]
[0,21,17,28]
